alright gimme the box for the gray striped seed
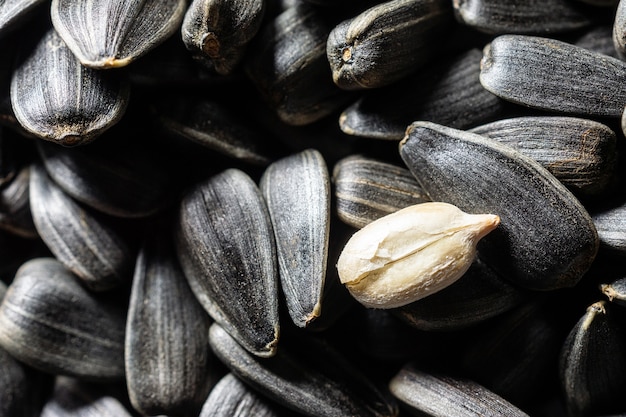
[480,35,626,117]
[400,122,599,291]
[0,0,45,37]
[0,166,37,238]
[199,373,281,417]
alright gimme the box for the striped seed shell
[389,364,530,417]
[37,139,172,219]
[0,258,126,380]
[40,377,133,417]
[470,116,617,197]
[339,48,503,140]
[126,231,214,416]
[0,0,45,37]
[260,149,330,328]
[175,168,279,357]
[0,128,16,187]
[10,29,130,146]
[480,35,626,117]
[400,122,599,291]
[182,0,266,75]
[333,155,430,229]
[453,0,594,35]
[29,164,134,291]
[614,0,626,60]
[208,322,399,417]
[327,0,452,90]
[601,277,626,306]
[199,373,282,417]
[591,202,626,253]
[50,0,187,69]
[0,166,37,238]
[393,258,527,331]
[245,3,350,125]
[559,301,626,416]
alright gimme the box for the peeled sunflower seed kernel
[336,201,500,309]
[50,0,187,69]
[480,35,626,117]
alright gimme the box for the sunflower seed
[393,258,527,331]
[0,258,126,380]
[453,0,594,35]
[260,149,330,328]
[245,3,350,125]
[400,122,599,290]
[29,164,134,291]
[40,377,133,417]
[208,322,399,417]
[199,373,282,417]
[0,166,37,238]
[176,168,279,357]
[50,0,186,69]
[480,35,626,117]
[182,0,266,75]
[559,301,626,416]
[0,0,46,37]
[126,227,214,416]
[601,277,626,306]
[327,0,452,90]
[10,28,130,146]
[333,155,430,229]
[470,116,617,197]
[591,202,626,254]
[339,48,503,140]
[389,363,530,417]
[337,201,500,309]
[574,23,618,57]
[614,0,626,59]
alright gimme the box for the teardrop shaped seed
[245,3,350,125]
[339,48,504,140]
[10,29,130,146]
[393,258,527,331]
[40,377,133,417]
[154,96,275,166]
[0,0,46,37]
[400,122,599,290]
[559,301,626,416]
[37,139,172,219]
[29,164,133,291]
[182,0,266,75]
[50,0,187,69]
[452,0,594,35]
[260,149,329,328]
[389,364,530,417]
[208,322,399,417]
[176,168,279,357]
[327,0,452,90]
[480,35,626,117]
[601,277,626,306]
[199,373,282,417]
[470,116,617,197]
[0,258,126,380]
[0,166,38,238]
[126,229,214,417]
[333,155,429,229]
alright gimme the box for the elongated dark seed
[10,29,130,145]
[400,122,599,290]
[182,0,266,75]
[126,230,214,416]
[470,116,617,197]
[0,258,126,380]
[333,155,430,229]
[176,168,279,357]
[480,35,626,117]
[199,373,281,417]
[575,23,618,57]
[29,164,134,291]
[389,363,530,416]
[327,0,452,90]
[209,322,399,417]
[591,202,626,253]
[260,149,330,328]
[453,0,594,35]
[0,166,37,238]
[50,0,187,69]
[559,301,626,416]
[339,48,503,140]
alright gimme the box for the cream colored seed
[336,202,500,309]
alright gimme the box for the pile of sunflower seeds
[2,0,626,416]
